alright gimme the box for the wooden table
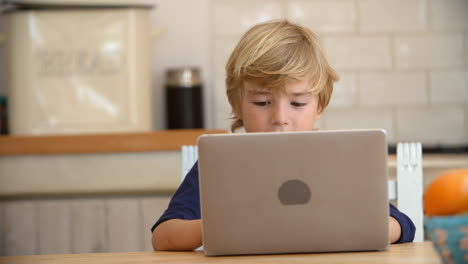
[0,242,440,264]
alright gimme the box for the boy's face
[234,80,321,132]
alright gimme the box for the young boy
[151,20,415,251]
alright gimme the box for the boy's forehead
[244,80,312,95]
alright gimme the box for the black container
[165,67,204,129]
[0,96,8,134]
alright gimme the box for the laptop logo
[278,179,311,205]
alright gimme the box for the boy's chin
[244,126,315,133]
[263,128,313,133]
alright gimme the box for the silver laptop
[197,129,389,256]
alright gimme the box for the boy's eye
[253,101,269,106]
[291,102,307,107]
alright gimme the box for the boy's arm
[152,219,202,251]
[389,203,416,243]
[152,216,400,250]
[389,216,401,243]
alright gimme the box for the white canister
[4,1,155,135]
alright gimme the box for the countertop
[0,242,439,264]
[1,131,466,197]
[0,129,226,156]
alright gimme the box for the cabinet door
[38,200,72,254]
[3,200,38,256]
[106,198,143,252]
[72,199,107,253]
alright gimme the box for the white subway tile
[394,34,464,69]
[396,107,465,145]
[214,0,284,36]
[213,36,237,130]
[214,37,239,76]
[328,73,357,108]
[465,105,468,144]
[323,36,392,70]
[149,0,211,130]
[0,48,6,96]
[430,0,468,30]
[430,71,468,103]
[359,72,427,105]
[214,72,229,112]
[322,108,395,142]
[214,75,233,130]
[216,110,233,131]
[214,74,228,109]
[461,104,468,144]
[466,35,468,65]
[286,0,356,33]
[359,0,427,32]
[312,119,324,130]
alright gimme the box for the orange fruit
[424,169,468,216]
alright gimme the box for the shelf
[0,129,226,156]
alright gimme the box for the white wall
[210,0,468,146]
[1,0,467,145]
[0,14,5,97]
[150,0,213,130]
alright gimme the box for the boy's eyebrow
[247,90,271,95]
[247,90,311,96]
[291,92,310,97]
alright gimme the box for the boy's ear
[315,105,323,120]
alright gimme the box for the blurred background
[0,0,467,146]
[0,0,467,257]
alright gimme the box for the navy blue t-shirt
[152,161,416,243]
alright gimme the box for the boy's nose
[271,104,289,126]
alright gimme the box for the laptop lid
[198,129,389,256]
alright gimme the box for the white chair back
[394,142,424,242]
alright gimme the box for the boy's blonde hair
[226,20,338,132]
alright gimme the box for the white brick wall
[359,72,427,105]
[209,0,468,145]
[0,48,5,96]
[430,0,468,30]
[214,0,284,36]
[287,0,356,33]
[466,35,468,65]
[465,106,468,140]
[149,0,212,130]
[328,73,357,108]
[359,0,427,32]
[394,34,464,69]
[0,16,5,96]
[430,71,468,104]
[213,36,241,131]
[322,109,395,142]
[396,107,466,145]
[2,0,467,256]
[2,0,465,145]
[323,36,392,70]
[214,67,232,131]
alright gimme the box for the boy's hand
[152,219,202,251]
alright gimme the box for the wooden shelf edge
[0,129,226,156]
